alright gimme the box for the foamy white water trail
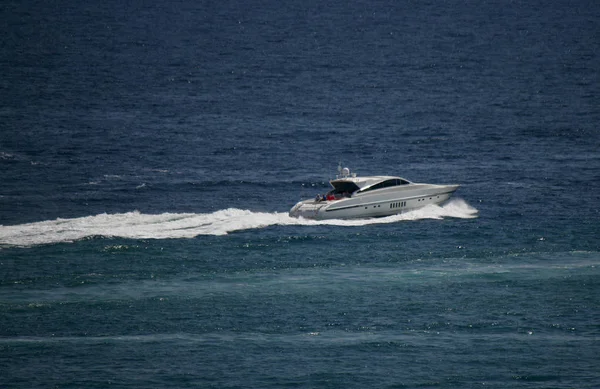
[0,199,477,247]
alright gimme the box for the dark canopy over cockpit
[329,180,360,194]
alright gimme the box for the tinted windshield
[359,178,410,193]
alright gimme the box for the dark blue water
[1,0,599,387]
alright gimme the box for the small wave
[0,199,477,247]
[0,152,15,160]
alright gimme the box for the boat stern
[289,200,328,219]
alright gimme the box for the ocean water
[1,0,599,387]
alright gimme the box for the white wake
[0,199,478,247]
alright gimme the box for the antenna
[335,162,352,179]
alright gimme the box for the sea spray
[0,199,478,247]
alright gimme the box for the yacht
[289,167,459,220]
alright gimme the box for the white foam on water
[0,199,478,247]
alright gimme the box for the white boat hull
[289,184,459,220]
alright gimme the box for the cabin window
[359,178,409,193]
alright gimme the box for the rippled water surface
[1,0,599,387]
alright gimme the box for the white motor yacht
[289,167,459,220]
